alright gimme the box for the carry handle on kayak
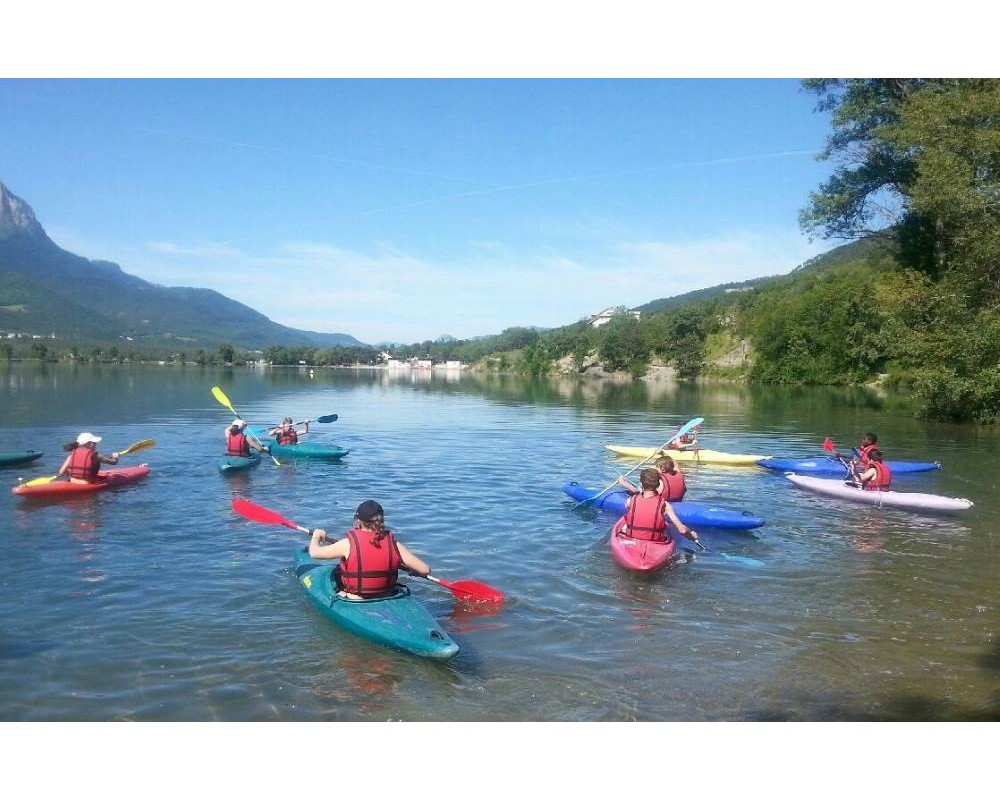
[231,498,505,604]
[574,416,705,508]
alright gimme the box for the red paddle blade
[823,437,835,453]
[440,578,505,604]
[232,498,299,530]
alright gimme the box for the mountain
[0,180,367,350]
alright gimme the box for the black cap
[355,500,384,523]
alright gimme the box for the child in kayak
[267,416,309,445]
[853,449,893,492]
[616,456,687,501]
[665,423,701,451]
[618,468,699,545]
[853,432,880,466]
[224,419,269,457]
[308,500,432,599]
[58,432,119,484]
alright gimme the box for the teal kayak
[294,547,459,660]
[0,450,43,467]
[218,453,261,473]
[249,429,349,460]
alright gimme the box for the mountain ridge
[0,179,367,350]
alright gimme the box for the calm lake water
[1,363,997,721]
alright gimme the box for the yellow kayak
[605,444,771,465]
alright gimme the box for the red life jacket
[226,432,250,456]
[857,443,878,465]
[67,446,100,482]
[659,469,686,501]
[276,427,298,445]
[863,461,892,492]
[339,528,403,597]
[623,492,668,542]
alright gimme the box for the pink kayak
[609,517,676,573]
[12,465,151,497]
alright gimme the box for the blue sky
[1,78,839,344]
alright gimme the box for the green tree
[0,342,12,360]
[29,341,48,361]
[217,343,235,365]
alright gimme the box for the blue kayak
[0,450,43,467]
[294,548,459,660]
[757,457,940,475]
[218,453,261,473]
[562,482,765,530]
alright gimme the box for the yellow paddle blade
[118,438,155,456]
[211,386,237,416]
[23,475,58,487]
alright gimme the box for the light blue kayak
[294,548,459,660]
[562,482,765,530]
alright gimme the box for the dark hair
[654,456,676,474]
[639,468,661,492]
[356,500,389,546]
[862,432,878,445]
[229,424,242,435]
[62,441,79,452]
[868,448,883,462]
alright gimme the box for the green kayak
[0,450,44,467]
[294,548,459,660]
[250,429,349,460]
[218,453,261,473]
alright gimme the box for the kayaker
[854,449,893,492]
[308,500,432,598]
[616,456,687,501]
[267,416,308,445]
[57,432,119,484]
[854,432,880,465]
[225,419,269,457]
[666,423,701,452]
[618,468,699,545]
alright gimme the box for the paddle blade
[119,438,155,456]
[435,576,505,604]
[823,437,835,453]
[211,386,237,416]
[316,414,339,423]
[232,498,302,531]
[23,475,58,487]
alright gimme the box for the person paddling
[267,416,309,445]
[665,423,701,452]
[616,456,687,501]
[853,448,892,492]
[57,432,119,484]
[853,432,880,467]
[308,500,432,599]
[618,468,699,546]
[225,419,269,458]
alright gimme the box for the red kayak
[12,465,151,497]
[609,518,676,573]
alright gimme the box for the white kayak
[785,473,973,514]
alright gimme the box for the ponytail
[62,441,79,452]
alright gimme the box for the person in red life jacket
[307,500,431,598]
[618,468,699,545]
[853,432,879,467]
[854,448,893,492]
[267,416,309,445]
[57,432,119,484]
[665,423,701,452]
[224,419,269,457]
[616,456,687,501]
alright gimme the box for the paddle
[574,416,706,508]
[823,437,859,482]
[22,438,156,486]
[231,498,505,604]
[211,386,281,465]
[265,414,339,435]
